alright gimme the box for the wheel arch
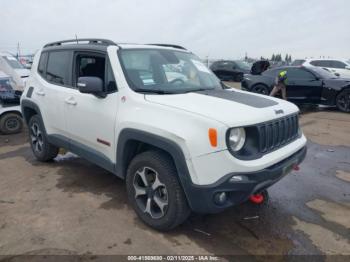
[21,99,41,124]
[0,110,22,118]
[116,128,194,206]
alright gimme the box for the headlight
[228,128,246,151]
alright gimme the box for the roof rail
[148,44,187,50]
[44,38,116,48]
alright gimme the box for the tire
[28,115,59,161]
[126,150,190,231]
[0,113,23,134]
[251,84,269,95]
[336,89,350,113]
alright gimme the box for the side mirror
[77,77,105,97]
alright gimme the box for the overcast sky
[1,0,349,60]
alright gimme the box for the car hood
[145,89,299,127]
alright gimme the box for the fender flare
[116,128,195,206]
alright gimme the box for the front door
[64,51,118,166]
[285,68,323,103]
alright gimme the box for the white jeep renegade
[21,39,307,230]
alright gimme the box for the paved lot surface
[0,85,349,257]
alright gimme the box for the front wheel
[28,115,59,161]
[251,84,270,95]
[0,113,23,134]
[336,89,350,112]
[126,150,190,231]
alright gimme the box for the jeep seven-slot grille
[257,114,299,154]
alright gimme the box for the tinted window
[46,51,72,85]
[315,60,332,67]
[38,52,48,77]
[331,61,346,69]
[310,61,321,66]
[287,68,315,79]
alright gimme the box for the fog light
[214,192,227,205]
[229,175,244,182]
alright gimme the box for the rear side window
[46,51,72,86]
[312,60,332,68]
[37,52,48,77]
[310,61,321,66]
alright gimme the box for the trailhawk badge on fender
[275,109,284,115]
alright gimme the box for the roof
[42,38,188,52]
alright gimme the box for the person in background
[270,70,287,100]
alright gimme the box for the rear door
[64,51,118,164]
[285,68,323,103]
[35,50,73,139]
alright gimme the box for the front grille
[257,114,299,154]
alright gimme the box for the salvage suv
[21,39,307,230]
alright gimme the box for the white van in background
[303,59,350,79]
[0,52,31,90]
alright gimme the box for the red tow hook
[249,193,264,204]
[293,164,300,171]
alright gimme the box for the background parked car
[0,71,23,134]
[303,59,350,79]
[0,52,30,90]
[210,60,250,82]
[241,66,350,112]
[291,59,306,66]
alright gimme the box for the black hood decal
[195,89,278,108]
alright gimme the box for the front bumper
[184,146,307,213]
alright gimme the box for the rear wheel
[336,89,350,112]
[126,150,190,231]
[28,115,59,161]
[0,113,23,134]
[252,84,269,95]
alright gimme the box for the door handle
[65,97,77,106]
[35,90,45,96]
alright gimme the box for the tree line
[270,54,292,62]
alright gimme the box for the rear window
[46,51,72,86]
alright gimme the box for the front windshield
[235,60,250,70]
[0,78,14,92]
[119,49,221,93]
[3,56,24,69]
